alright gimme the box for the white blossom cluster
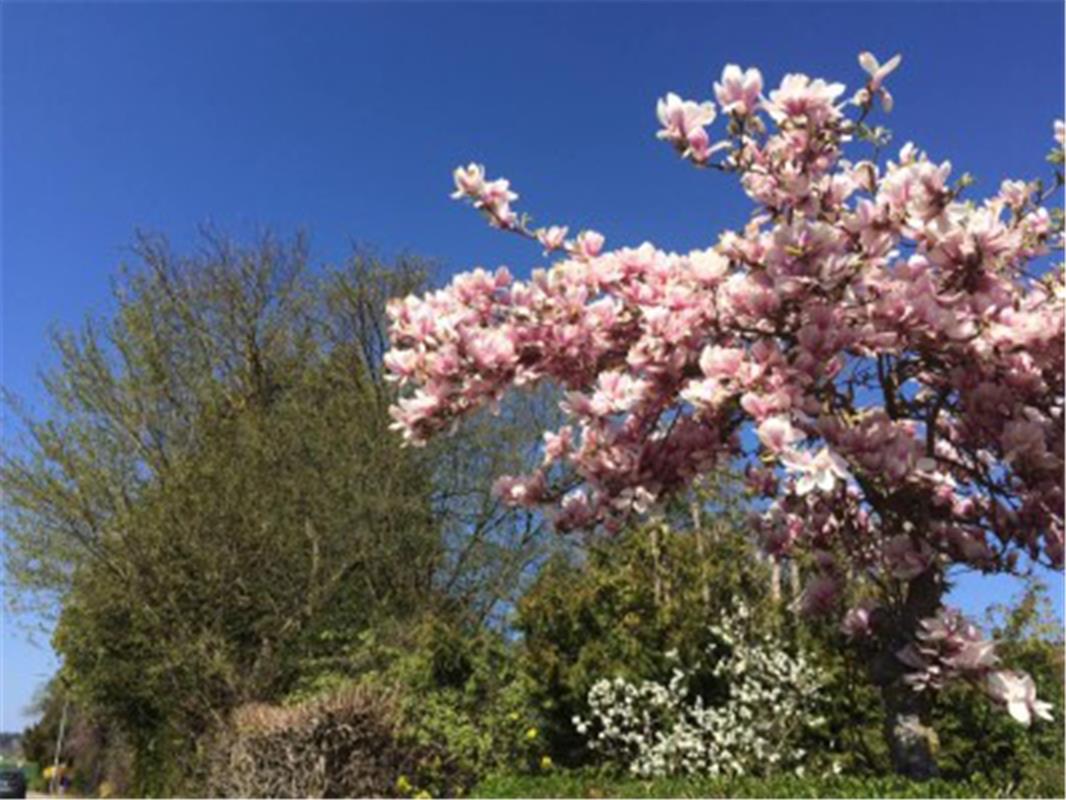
[572,605,825,778]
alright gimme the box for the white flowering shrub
[572,605,825,778]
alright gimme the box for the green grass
[470,770,1020,799]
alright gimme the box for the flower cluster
[451,163,518,229]
[895,607,1053,726]
[572,605,824,778]
[386,53,1064,723]
[656,92,721,164]
[896,607,1000,693]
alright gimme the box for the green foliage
[25,235,441,791]
[289,613,546,794]
[470,768,1012,799]
[21,764,45,795]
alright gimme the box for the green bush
[285,613,549,793]
[515,498,778,766]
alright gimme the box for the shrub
[354,617,548,787]
[282,613,547,791]
[573,604,825,778]
[205,684,464,798]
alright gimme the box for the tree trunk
[649,520,663,611]
[869,568,945,779]
[689,498,712,608]
[881,681,939,779]
[769,558,782,605]
[786,557,800,605]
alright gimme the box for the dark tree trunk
[881,681,940,779]
[868,568,945,780]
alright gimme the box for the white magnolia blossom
[573,604,825,778]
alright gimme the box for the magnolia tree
[385,53,1065,778]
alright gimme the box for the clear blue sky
[2,2,1063,732]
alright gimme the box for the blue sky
[2,2,1064,731]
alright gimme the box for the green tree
[3,231,554,793]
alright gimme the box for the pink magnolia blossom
[574,230,605,259]
[681,377,728,411]
[987,670,1054,726]
[781,447,852,496]
[493,472,547,507]
[857,51,901,111]
[451,162,486,198]
[543,426,574,465]
[757,416,803,453]
[858,51,901,91]
[590,370,649,416]
[451,164,518,227]
[555,488,594,530]
[841,606,874,639]
[656,92,719,163]
[766,73,847,126]
[714,64,763,117]
[537,225,569,253]
[383,348,419,381]
[998,179,1032,210]
[699,345,746,380]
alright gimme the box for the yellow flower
[414,791,432,799]
[396,775,412,793]
[540,755,553,770]
[508,711,520,721]
[525,726,539,740]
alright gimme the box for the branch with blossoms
[384,50,1064,753]
[450,162,607,261]
[842,602,1053,727]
